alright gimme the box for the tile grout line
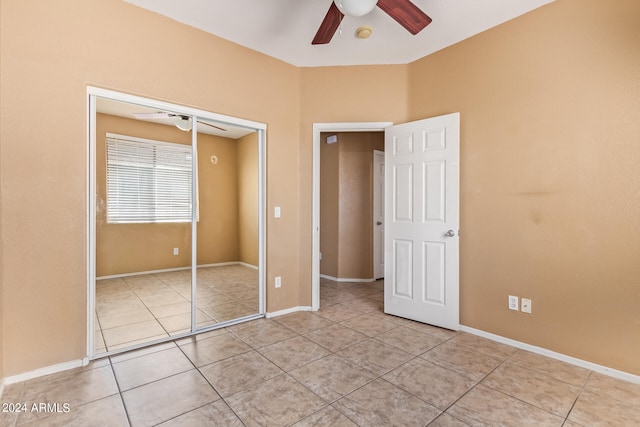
[454,347,586,424]
[432,348,511,422]
[562,370,593,426]
[107,357,133,427]
[285,322,459,425]
[175,332,251,426]
[97,266,258,354]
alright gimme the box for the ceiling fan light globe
[334,0,377,17]
[175,117,192,131]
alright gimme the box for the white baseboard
[320,274,376,283]
[4,358,90,385]
[98,266,190,280]
[237,262,259,270]
[196,262,243,269]
[460,325,640,385]
[97,261,251,280]
[266,306,312,318]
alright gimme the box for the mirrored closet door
[88,88,265,357]
[195,118,261,329]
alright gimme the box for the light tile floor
[3,279,640,426]
[95,265,259,353]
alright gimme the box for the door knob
[376,221,383,225]
[445,230,455,237]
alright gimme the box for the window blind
[106,133,195,224]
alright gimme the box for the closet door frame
[87,86,266,359]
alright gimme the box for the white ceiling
[124,0,554,67]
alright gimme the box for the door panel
[384,113,460,331]
[392,239,413,298]
[424,161,445,222]
[423,241,445,304]
[393,164,413,222]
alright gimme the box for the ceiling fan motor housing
[334,0,377,17]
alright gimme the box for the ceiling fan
[132,112,227,132]
[312,0,432,45]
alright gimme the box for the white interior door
[384,113,460,330]
[373,150,385,279]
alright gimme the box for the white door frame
[311,122,392,310]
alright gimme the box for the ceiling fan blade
[197,120,227,132]
[132,112,172,119]
[377,0,432,35]
[312,2,344,45]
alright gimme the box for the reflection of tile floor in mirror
[95,265,259,353]
[5,277,640,426]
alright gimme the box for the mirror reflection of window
[105,134,196,224]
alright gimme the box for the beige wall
[1,0,639,379]
[196,132,240,266]
[96,113,246,276]
[0,0,300,376]
[320,132,384,279]
[0,0,3,390]
[320,135,340,278]
[0,139,3,389]
[408,0,640,374]
[237,132,259,267]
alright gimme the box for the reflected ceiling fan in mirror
[132,112,227,132]
[312,0,432,45]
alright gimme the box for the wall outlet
[508,295,519,311]
[173,247,179,255]
[521,298,532,314]
[274,206,281,218]
[275,276,281,288]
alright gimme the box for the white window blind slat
[106,133,196,224]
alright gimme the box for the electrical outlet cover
[508,295,519,311]
[521,298,532,314]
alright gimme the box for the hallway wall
[320,132,384,280]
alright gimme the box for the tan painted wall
[0,0,3,381]
[196,132,240,266]
[409,0,640,374]
[237,132,259,267]
[0,0,3,390]
[319,135,340,278]
[320,132,384,279]
[337,132,384,279]
[0,0,300,376]
[0,108,3,388]
[96,113,245,276]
